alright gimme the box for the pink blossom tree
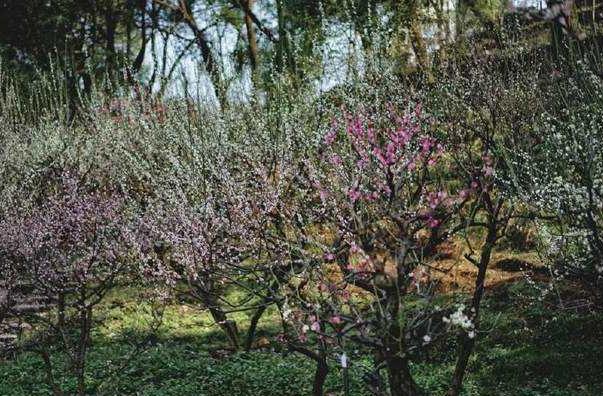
[138,196,247,349]
[0,171,141,396]
[136,159,287,351]
[280,104,473,396]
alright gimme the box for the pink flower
[347,117,364,138]
[365,191,379,201]
[366,127,376,143]
[420,137,433,153]
[373,147,388,167]
[385,142,397,164]
[348,188,361,203]
[339,290,351,301]
[392,127,411,146]
[329,316,343,325]
[310,321,321,332]
[356,157,368,169]
[275,333,286,343]
[480,155,494,176]
[427,217,440,228]
[378,182,391,195]
[427,191,444,209]
[323,252,335,261]
[319,189,330,202]
[324,128,338,146]
[329,154,343,166]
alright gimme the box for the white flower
[443,304,474,331]
[282,305,292,321]
[340,353,348,368]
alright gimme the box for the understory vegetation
[2,280,602,396]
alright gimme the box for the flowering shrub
[425,66,535,395]
[274,104,476,396]
[0,170,140,396]
[512,101,603,302]
[138,191,255,350]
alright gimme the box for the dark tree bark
[244,302,268,351]
[39,350,64,396]
[448,198,502,396]
[104,1,117,77]
[290,345,329,396]
[193,284,240,350]
[243,0,259,72]
[275,0,295,74]
[312,357,330,396]
[383,294,421,396]
[131,5,147,74]
[75,299,92,396]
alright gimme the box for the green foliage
[2,281,602,395]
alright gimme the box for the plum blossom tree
[280,104,473,396]
[445,146,516,396]
[137,155,292,351]
[0,249,20,345]
[139,192,252,349]
[510,102,603,304]
[0,170,140,396]
[429,68,533,395]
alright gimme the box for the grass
[1,280,602,395]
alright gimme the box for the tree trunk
[209,305,239,350]
[408,18,428,72]
[131,1,147,74]
[312,357,329,396]
[398,0,429,73]
[545,0,575,59]
[289,344,329,396]
[448,335,475,396]
[383,294,420,396]
[57,292,65,328]
[178,0,227,106]
[75,305,92,396]
[196,286,240,350]
[433,0,450,66]
[386,355,420,396]
[40,349,64,396]
[244,303,268,351]
[275,0,295,74]
[104,1,117,79]
[448,218,497,396]
[244,0,259,72]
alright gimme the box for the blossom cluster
[0,171,137,298]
